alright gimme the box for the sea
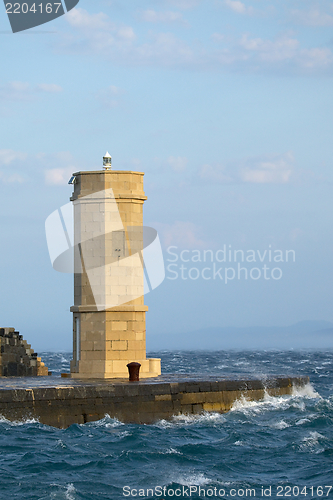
[0,350,332,500]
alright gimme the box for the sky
[1,0,333,351]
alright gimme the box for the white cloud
[108,85,122,95]
[45,167,75,186]
[235,34,333,71]
[36,84,63,93]
[224,0,253,15]
[66,7,135,41]
[214,32,333,73]
[141,32,194,65]
[62,8,139,64]
[240,166,291,184]
[298,47,333,69]
[199,152,295,185]
[140,9,185,24]
[239,34,299,62]
[39,152,79,186]
[63,10,194,67]
[0,149,27,165]
[0,150,27,183]
[0,150,80,186]
[290,8,333,27]
[0,81,63,101]
[117,26,136,42]
[66,8,109,30]
[0,171,25,184]
[0,82,31,101]
[60,8,333,75]
[167,156,188,172]
[239,152,294,184]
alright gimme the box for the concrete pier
[0,375,309,428]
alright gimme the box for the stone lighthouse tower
[69,153,161,379]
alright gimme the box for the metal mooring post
[127,362,141,382]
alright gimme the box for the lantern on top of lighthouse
[103,151,112,170]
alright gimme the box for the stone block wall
[0,376,309,428]
[0,328,48,377]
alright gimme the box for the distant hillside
[147,320,333,351]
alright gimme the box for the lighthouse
[69,153,161,379]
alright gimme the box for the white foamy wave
[292,383,321,399]
[299,431,326,453]
[230,393,291,415]
[164,448,182,455]
[0,415,40,426]
[271,419,290,430]
[155,412,226,428]
[230,383,321,416]
[231,395,266,413]
[153,418,171,428]
[296,417,311,426]
[65,483,76,500]
[85,414,124,428]
[175,472,210,487]
[56,439,67,449]
[0,415,13,424]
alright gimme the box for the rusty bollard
[127,362,141,382]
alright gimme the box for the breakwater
[0,374,309,428]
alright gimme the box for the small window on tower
[112,230,126,259]
[75,316,80,362]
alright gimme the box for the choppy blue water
[0,350,333,500]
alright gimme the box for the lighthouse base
[70,357,161,379]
